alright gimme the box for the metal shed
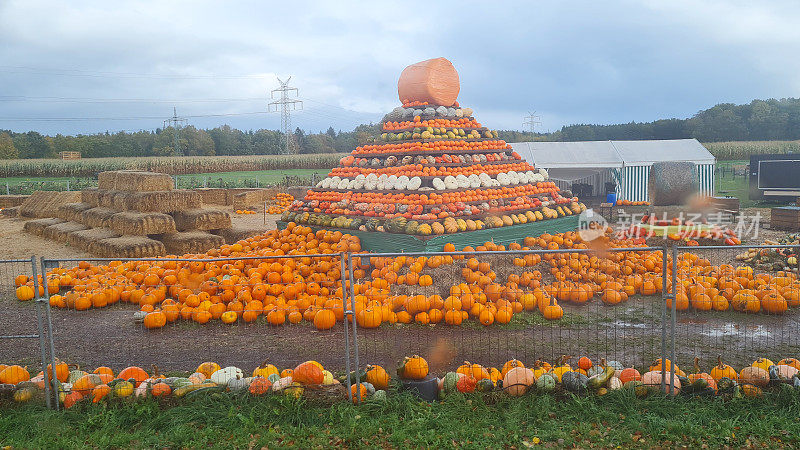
[511,139,716,202]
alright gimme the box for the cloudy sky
[1,0,799,135]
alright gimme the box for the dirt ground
[1,206,798,375]
[0,209,279,261]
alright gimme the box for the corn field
[703,140,800,160]
[0,154,344,178]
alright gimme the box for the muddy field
[1,206,798,375]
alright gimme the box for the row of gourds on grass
[2,354,796,406]
[13,225,800,329]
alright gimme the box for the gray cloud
[1,0,798,135]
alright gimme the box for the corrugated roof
[511,139,715,168]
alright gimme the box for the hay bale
[19,191,81,218]
[42,221,87,242]
[157,231,225,255]
[98,170,174,192]
[195,188,228,205]
[23,217,65,236]
[211,226,264,244]
[88,236,166,258]
[67,228,121,251]
[0,195,28,208]
[232,191,263,210]
[172,208,232,231]
[56,202,93,222]
[109,190,202,213]
[648,162,699,206]
[1,206,19,217]
[79,207,119,228]
[81,188,103,207]
[109,211,176,236]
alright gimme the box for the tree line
[2,97,800,159]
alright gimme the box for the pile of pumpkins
[3,355,799,407]
[380,354,800,400]
[0,359,346,408]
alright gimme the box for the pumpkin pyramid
[283,58,586,236]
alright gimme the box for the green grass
[713,160,783,209]
[175,169,329,188]
[3,390,800,448]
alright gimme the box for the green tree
[0,132,18,159]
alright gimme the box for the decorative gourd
[562,371,589,394]
[741,384,763,397]
[112,380,134,398]
[441,372,461,393]
[249,377,272,396]
[210,366,244,385]
[642,370,681,395]
[739,366,769,387]
[227,375,250,392]
[293,361,324,385]
[535,373,556,392]
[607,376,623,390]
[456,375,477,393]
[503,367,534,396]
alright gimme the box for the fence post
[341,254,352,401]
[669,244,678,396]
[40,257,60,410]
[31,256,52,409]
[660,245,669,392]
[348,253,362,403]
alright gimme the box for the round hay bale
[648,161,699,206]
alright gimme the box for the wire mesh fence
[0,257,57,408]
[40,253,352,375]
[667,244,800,369]
[346,246,671,379]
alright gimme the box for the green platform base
[278,215,579,253]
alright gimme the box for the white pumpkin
[356,174,367,182]
[396,175,409,190]
[376,181,386,190]
[607,376,623,390]
[353,178,365,190]
[364,180,377,190]
[462,107,473,116]
[272,376,294,392]
[315,180,325,188]
[378,173,388,182]
[468,174,481,188]
[444,176,458,190]
[366,173,378,182]
[454,108,464,117]
[455,174,470,188]
[432,178,446,190]
[210,366,244,385]
[538,168,549,179]
[407,176,422,190]
[497,173,510,186]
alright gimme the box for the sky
[1,0,799,136]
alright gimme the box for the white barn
[510,139,716,202]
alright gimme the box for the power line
[268,77,303,155]
[0,65,273,80]
[0,111,271,122]
[0,95,264,104]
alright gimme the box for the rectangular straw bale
[81,188,104,207]
[78,207,119,228]
[232,191,263,210]
[67,227,121,251]
[42,221,87,242]
[196,188,228,205]
[0,195,28,208]
[156,231,225,255]
[19,190,81,218]
[1,206,19,217]
[56,202,92,222]
[211,226,264,244]
[98,170,174,192]
[115,190,202,213]
[88,236,166,258]
[172,208,232,231]
[109,211,176,235]
[23,217,65,236]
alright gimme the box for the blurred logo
[578,209,608,241]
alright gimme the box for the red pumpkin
[292,361,324,385]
